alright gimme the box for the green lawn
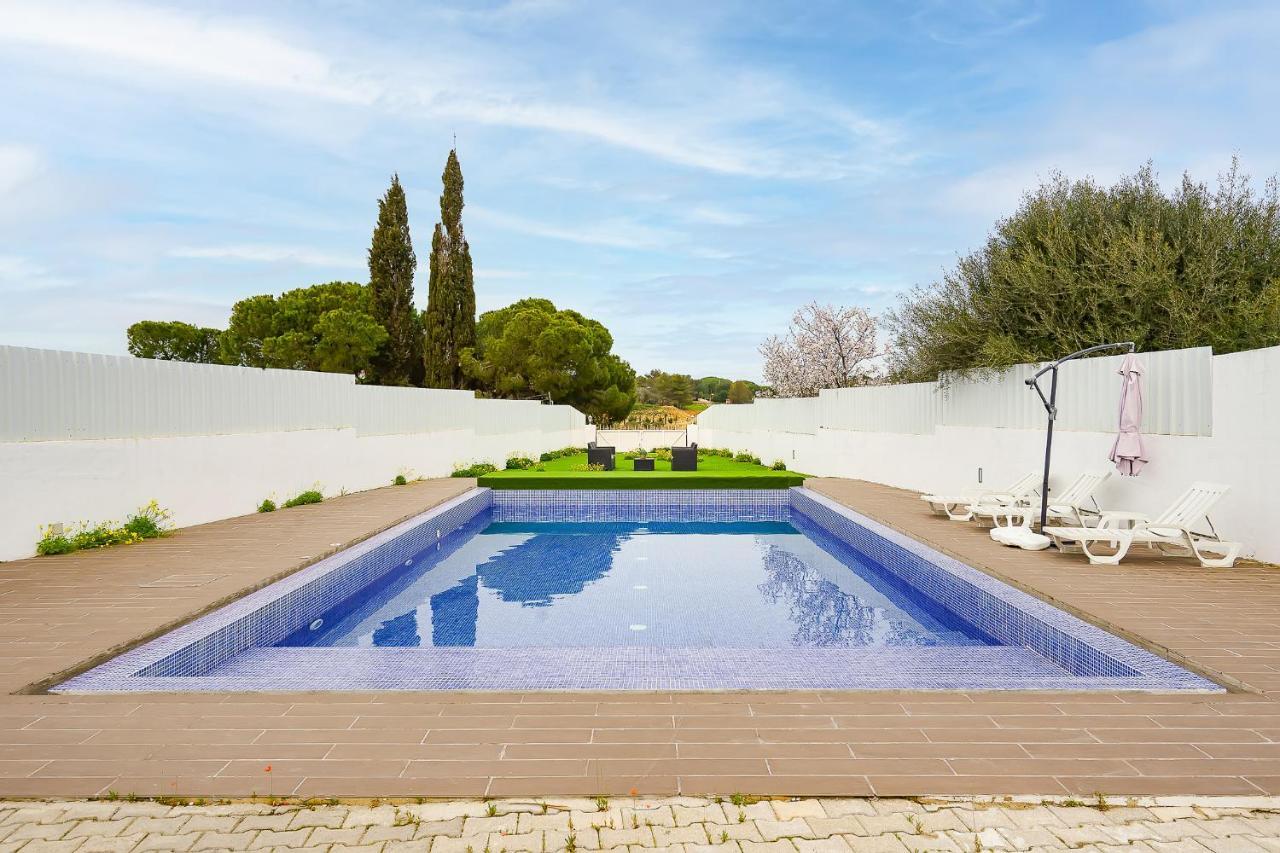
[478,452,807,490]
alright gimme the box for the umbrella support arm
[1024,342,1135,531]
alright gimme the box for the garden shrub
[570,463,606,472]
[771,460,788,471]
[283,490,324,508]
[505,456,535,470]
[452,462,498,477]
[652,448,672,462]
[393,474,408,485]
[258,499,277,513]
[734,452,761,465]
[539,446,587,462]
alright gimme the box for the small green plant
[737,810,746,823]
[652,447,672,462]
[122,501,171,538]
[36,500,172,556]
[36,528,76,555]
[564,833,577,853]
[1093,791,1110,811]
[452,462,498,477]
[729,793,747,807]
[733,452,761,465]
[539,446,587,462]
[771,459,787,471]
[505,456,536,470]
[283,490,323,508]
[908,814,925,834]
[594,796,608,811]
[486,802,498,817]
[393,474,408,486]
[257,498,277,513]
[720,830,730,843]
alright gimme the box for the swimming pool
[56,488,1219,692]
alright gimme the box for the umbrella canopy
[1109,353,1148,476]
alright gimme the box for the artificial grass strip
[477,453,806,490]
[478,471,805,490]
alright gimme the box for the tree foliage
[695,376,731,402]
[760,302,882,397]
[366,174,422,386]
[637,370,696,408]
[460,297,637,424]
[727,380,755,404]
[423,150,477,389]
[218,281,387,375]
[886,160,1280,381]
[126,321,222,363]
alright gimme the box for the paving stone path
[3,796,1280,852]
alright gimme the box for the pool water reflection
[279,519,993,650]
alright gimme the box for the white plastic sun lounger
[1044,481,1243,568]
[969,469,1111,529]
[920,471,1040,522]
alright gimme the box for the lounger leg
[1192,540,1242,569]
[1079,533,1131,566]
[944,502,973,522]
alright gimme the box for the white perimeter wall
[696,346,1280,563]
[0,347,589,561]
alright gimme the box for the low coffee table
[632,458,655,471]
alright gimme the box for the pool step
[197,644,1108,691]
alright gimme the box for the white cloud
[2,1,376,104]
[687,205,755,227]
[0,255,70,293]
[168,244,362,268]
[0,144,45,194]
[0,2,908,181]
[468,206,677,251]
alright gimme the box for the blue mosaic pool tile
[58,488,493,688]
[493,489,789,523]
[56,486,1221,693]
[789,488,1219,691]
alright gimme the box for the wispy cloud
[468,206,678,251]
[169,245,363,268]
[3,1,376,103]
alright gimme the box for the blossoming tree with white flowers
[759,302,884,398]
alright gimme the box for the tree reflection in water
[757,543,938,647]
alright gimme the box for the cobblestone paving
[3,796,1280,852]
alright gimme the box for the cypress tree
[423,149,477,388]
[366,174,420,385]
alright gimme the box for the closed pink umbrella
[1110,354,1148,476]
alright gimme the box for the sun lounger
[1044,481,1243,567]
[969,470,1111,529]
[921,471,1040,521]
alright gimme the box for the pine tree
[423,149,477,388]
[366,174,420,385]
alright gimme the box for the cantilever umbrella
[1109,353,1148,476]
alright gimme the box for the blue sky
[1,0,1277,380]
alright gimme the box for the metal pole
[1039,367,1059,530]
[1024,341,1135,534]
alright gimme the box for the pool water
[56,488,1219,692]
[280,519,992,650]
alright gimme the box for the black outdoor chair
[587,441,616,470]
[671,442,698,472]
